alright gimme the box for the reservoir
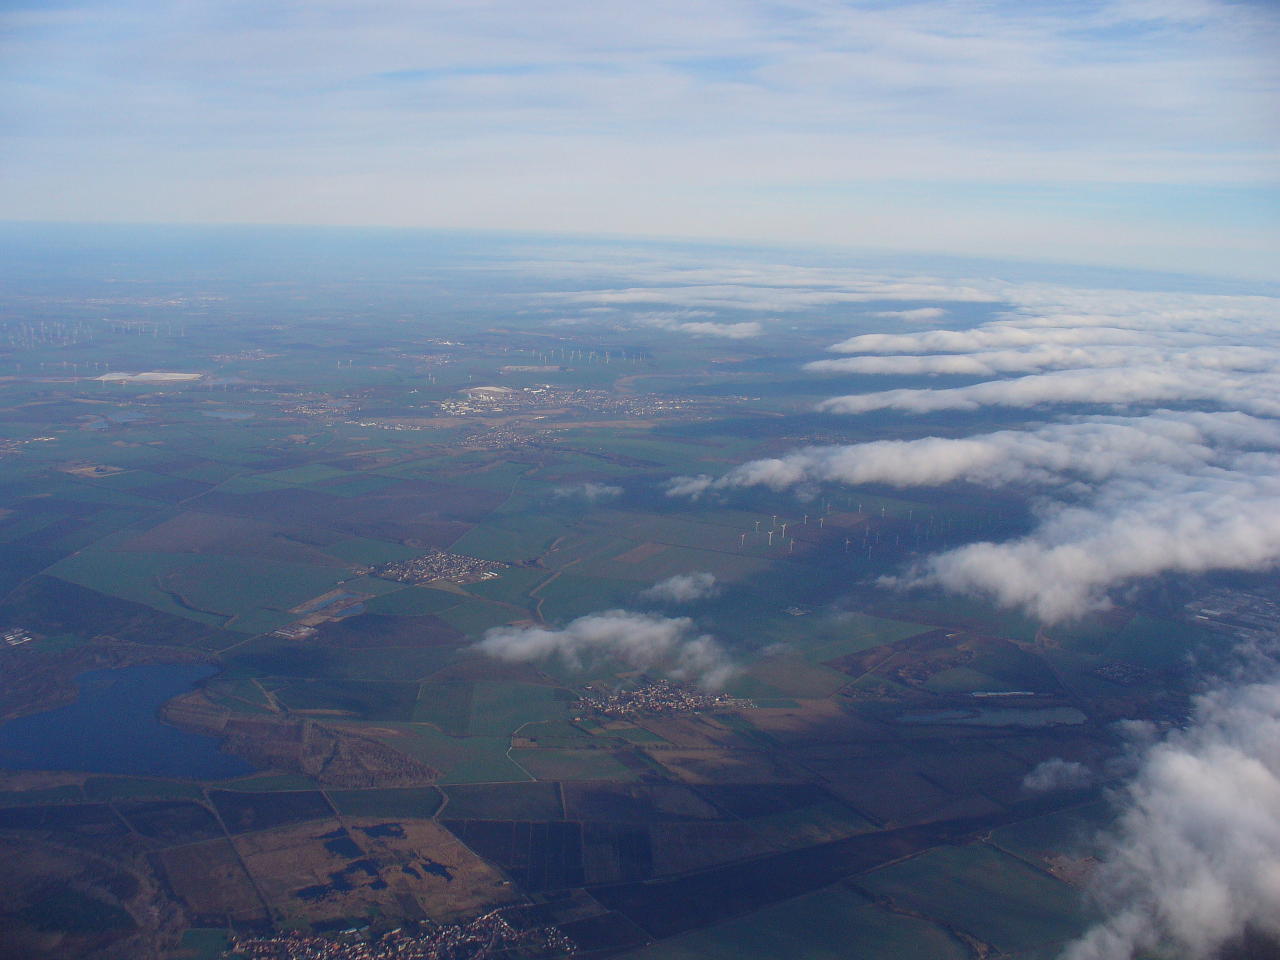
[0,663,255,779]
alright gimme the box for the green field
[621,883,970,960]
[859,843,1091,955]
[327,786,444,819]
[509,747,638,781]
[275,679,421,721]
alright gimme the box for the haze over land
[0,229,1273,959]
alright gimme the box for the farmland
[0,235,1242,960]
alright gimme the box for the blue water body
[0,663,255,779]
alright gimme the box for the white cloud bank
[475,610,736,689]
[640,571,720,603]
[666,411,1280,497]
[669,411,1280,622]
[554,482,623,501]
[1022,757,1094,793]
[643,313,764,339]
[806,345,1274,377]
[817,367,1280,418]
[1064,671,1280,960]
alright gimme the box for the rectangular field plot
[529,572,643,623]
[858,843,1091,956]
[510,748,640,782]
[223,637,454,681]
[444,515,565,562]
[116,800,224,843]
[274,679,421,722]
[444,818,659,890]
[327,786,444,819]
[563,782,721,823]
[724,655,850,700]
[209,789,334,834]
[363,586,460,617]
[363,724,532,784]
[641,748,800,785]
[157,838,268,925]
[468,682,571,737]
[48,549,348,633]
[988,801,1112,867]
[119,511,348,567]
[413,682,474,734]
[620,883,970,960]
[441,781,565,821]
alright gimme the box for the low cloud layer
[896,458,1280,622]
[806,345,1273,378]
[554,482,623,501]
[817,367,1280,418]
[667,411,1280,497]
[1064,671,1280,960]
[642,312,764,339]
[1022,758,1094,793]
[640,572,720,603]
[670,411,1280,622]
[475,610,736,689]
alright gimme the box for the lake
[0,663,255,779]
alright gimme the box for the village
[226,909,575,960]
[575,678,753,719]
[373,551,507,586]
[437,385,702,420]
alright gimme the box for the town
[437,384,704,419]
[575,679,753,719]
[373,550,507,585]
[226,909,576,960]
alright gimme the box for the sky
[2,0,1277,278]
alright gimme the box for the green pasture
[259,463,353,486]
[440,781,564,820]
[461,566,546,607]
[218,774,318,792]
[530,572,641,623]
[82,777,205,801]
[621,883,969,960]
[413,683,475,735]
[448,514,569,562]
[859,843,1090,956]
[48,551,226,626]
[509,747,637,781]
[223,637,454,681]
[0,785,84,806]
[363,585,461,616]
[316,474,403,498]
[174,928,231,960]
[326,537,421,565]
[469,682,570,737]
[435,596,523,637]
[725,655,849,700]
[275,679,421,721]
[989,802,1112,865]
[364,724,532,784]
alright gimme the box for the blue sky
[1,0,1276,278]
